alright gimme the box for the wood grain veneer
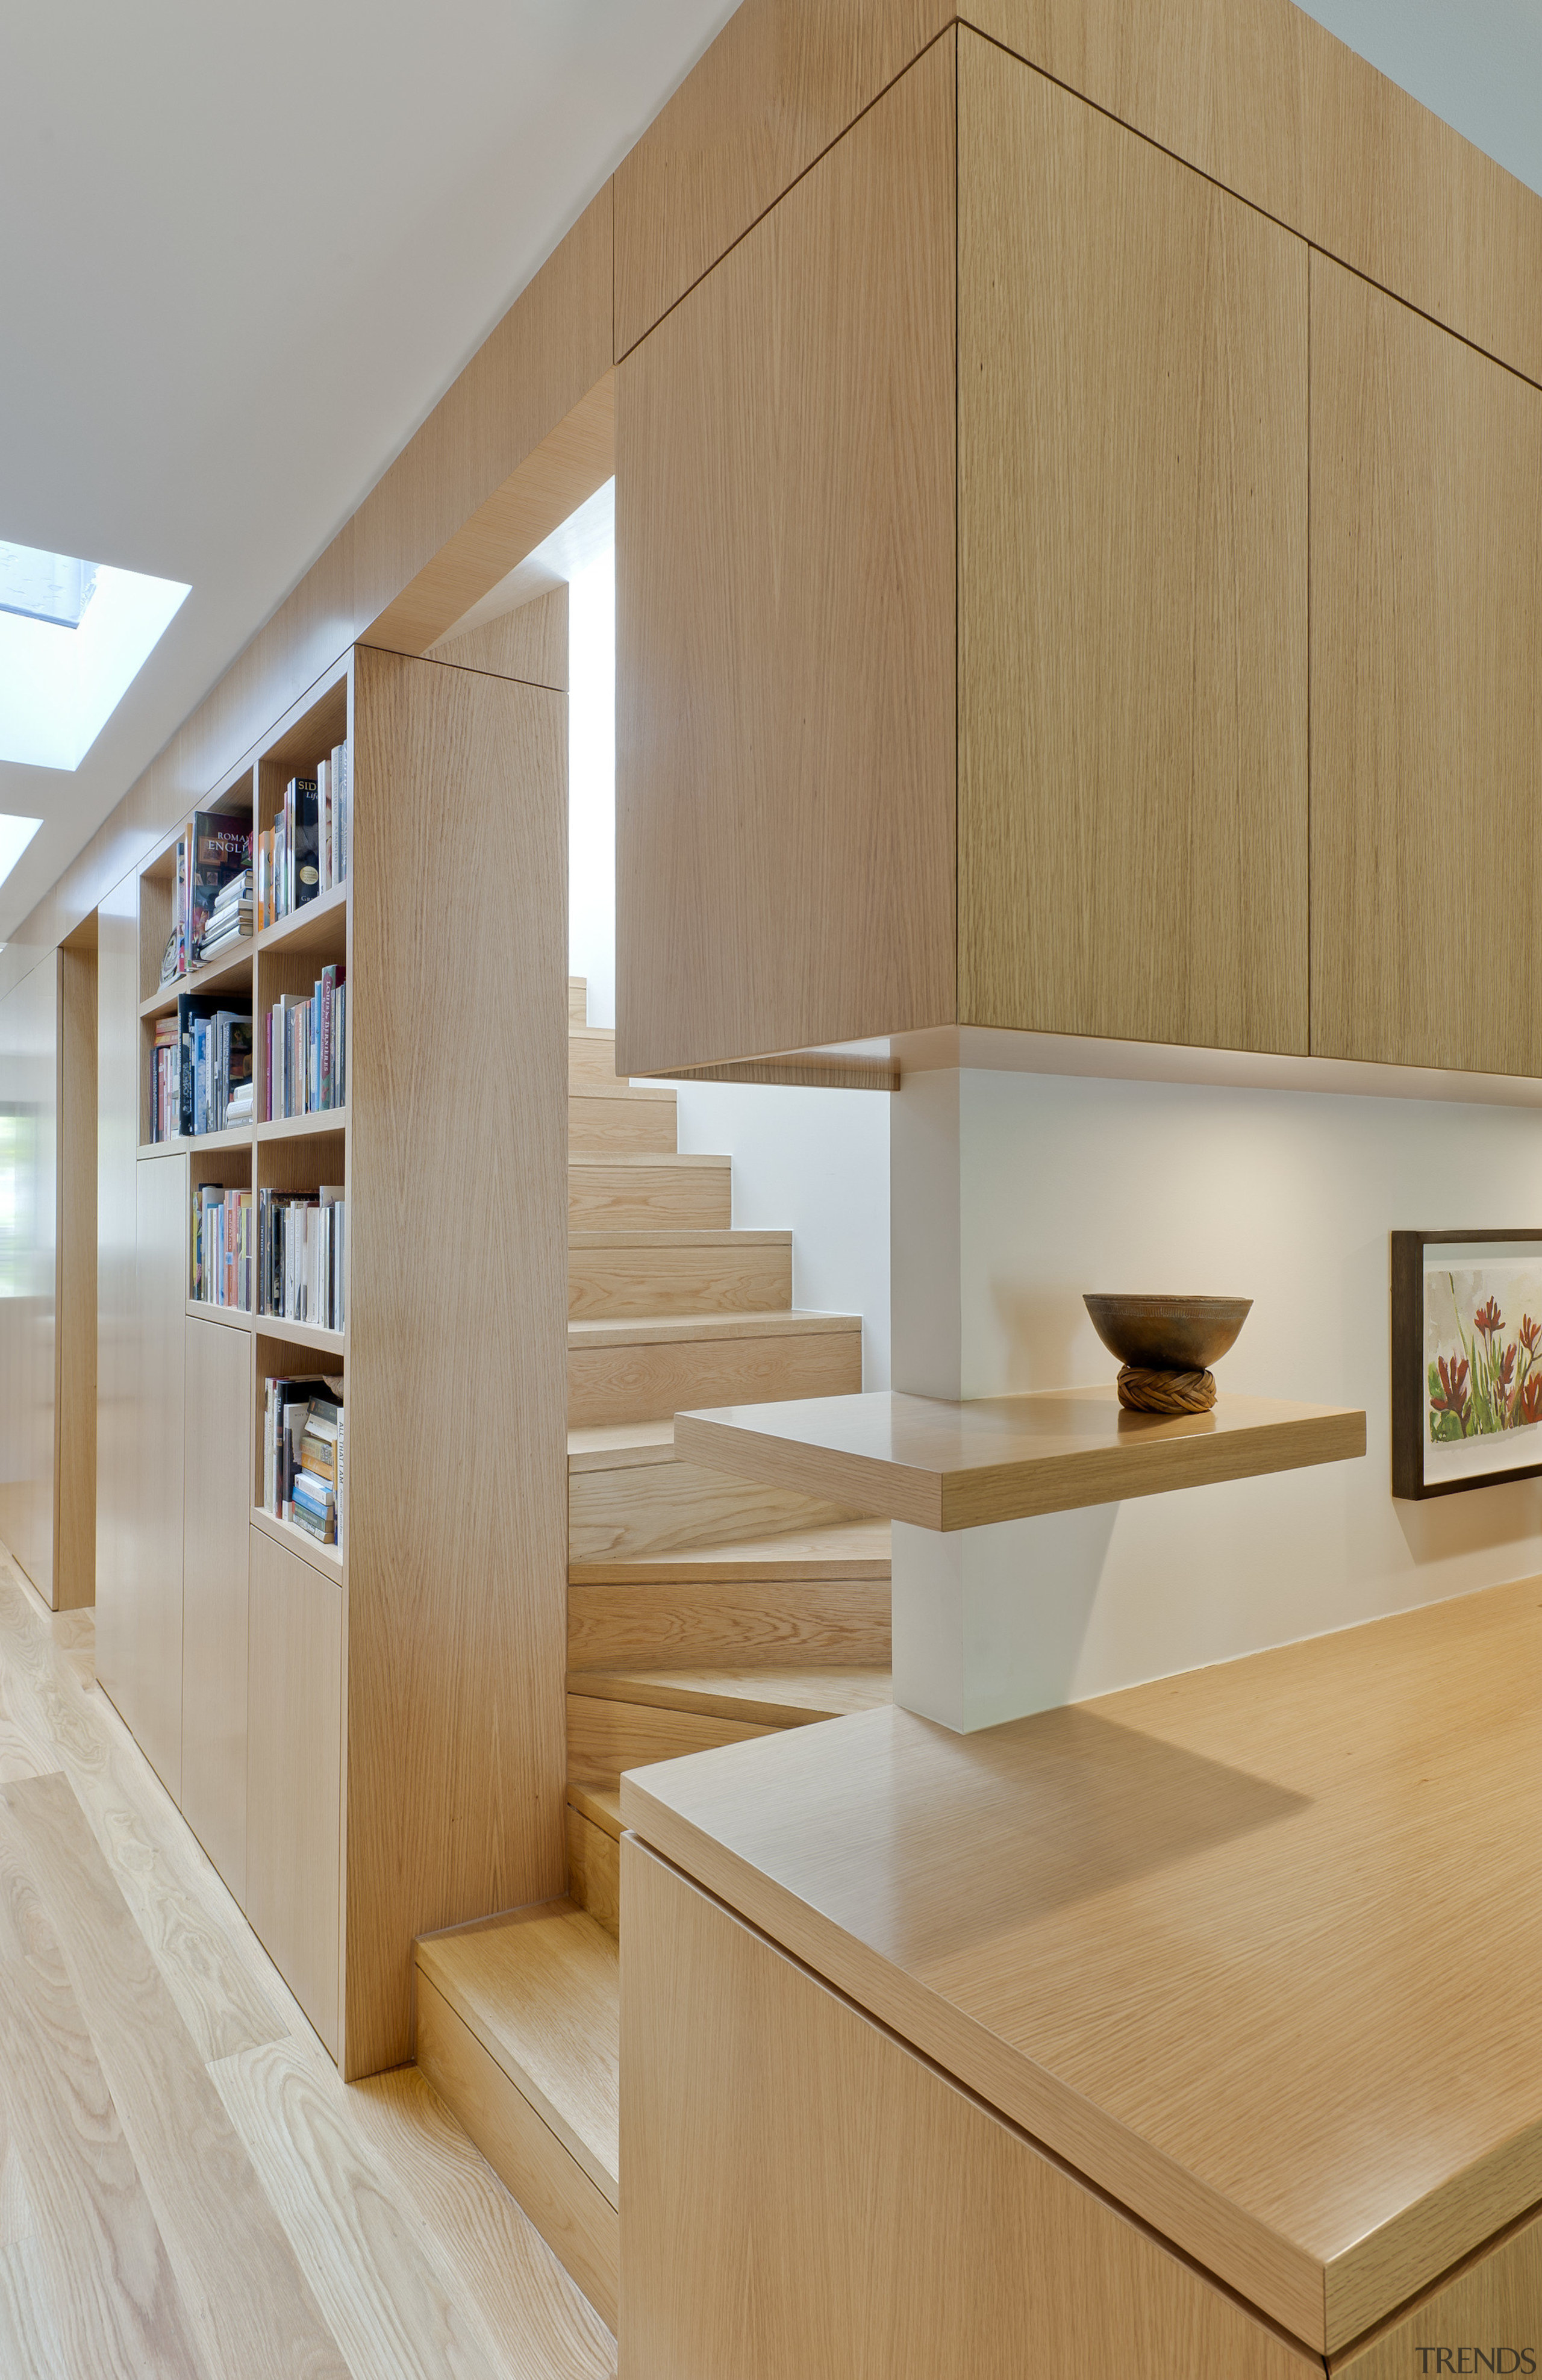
[567,1312,863,1430]
[958,31,1308,1049]
[614,0,1542,399]
[615,36,957,1076]
[413,1966,619,2331]
[567,1693,775,1789]
[95,875,139,1619]
[1310,254,1542,1073]
[346,647,567,2078]
[568,1576,891,1672]
[180,1316,250,1903]
[96,1149,187,1802]
[622,1837,1319,2378]
[54,937,96,1610]
[676,1384,1364,1529]
[428,583,569,691]
[0,957,59,1608]
[569,1443,849,1563]
[622,1575,1542,2352]
[1331,2199,1542,2376]
[245,1526,343,2060]
[566,1802,621,1937]
[567,1228,793,1321]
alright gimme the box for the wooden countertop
[622,1576,1542,2355]
[674,1383,1365,1529]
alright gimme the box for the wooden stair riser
[570,1453,857,1562]
[414,1967,617,2328]
[567,1692,777,1789]
[567,1323,862,1429]
[567,1804,619,1937]
[567,1028,620,1088]
[568,1090,677,1156]
[569,1159,730,1231]
[568,1235,792,1320]
[569,1577,892,1670]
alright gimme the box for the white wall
[1296,2,1542,201]
[669,1081,890,1387]
[904,1067,1542,1699]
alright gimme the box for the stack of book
[148,993,254,1143]
[193,1183,254,1308]
[265,965,346,1119]
[197,869,252,963]
[174,813,252,977]
[258,1185,346,1332]
[256,740,349,929]
[261,1375,345,1546]
[151,1017,179,1141]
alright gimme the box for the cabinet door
[1311,254,1542,1073]
[181,1317,250,1901]
[957,32,1309,1054]
[246,1526,342,2058]
[96,1151,186,1799]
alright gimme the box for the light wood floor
[0,1542,616,2380]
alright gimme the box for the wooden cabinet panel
[346,647,568,2078]
[246,1525,342,2058]
[957,33,1309,1052]
[0,956,58,1602]
[616,36,958,1076]
[95,875,138,1617]
[1332,2200,1542,2375]
[622,1840,1318,2379]
[1311,254,1542,1074]
[96,1149,186,1800]
[54,938,96,1610]
[181,1316,251,1902]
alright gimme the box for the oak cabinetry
[96,876,139,1614]
[1310,253,1542,1075]
[958,37,1308,1052]
[97,1148,187,1800]
[246,1523,343,2057]
[617,32,1308,1073]
[99,629,567,2078]
[623,1841,1313,2379]
[181,1313,251,1901]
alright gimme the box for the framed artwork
[1392,1229,1542,1499]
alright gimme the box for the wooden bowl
[1083,1293,1252,1373]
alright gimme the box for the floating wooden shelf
[254,1316,345,1361]
[675,1384,1365,1531]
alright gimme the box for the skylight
[0,542,98,630]
[0,540,189,772]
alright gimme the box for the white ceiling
[0,0,735,942]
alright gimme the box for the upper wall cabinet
[617,34,959,1076]
[1310,253,1542,1076]
[957,31,1309,1052]
[616,30,1309,1076]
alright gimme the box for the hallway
[0,1550,614,2380]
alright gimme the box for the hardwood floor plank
[209,2038,514,2380]
[2,1773,348,2380]
[0,1574,288,2063]
[0,2237,69,2380]
[339,2067,616,2380]
[0,1794,207,2380]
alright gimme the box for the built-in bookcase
[96,638,569,2078]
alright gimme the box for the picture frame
[1391,1229,1542,1499]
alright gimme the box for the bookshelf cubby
[95,637,569,2078]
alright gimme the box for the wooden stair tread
[569,1083,674,1104]
[567,1782,623,1840]
[568,1666,893,1728]
[569,1152,727,1171]
[568,1309,860,1351]
[569,1519,891,1583]
[568,1419,678,1470]
[568,1228,791,1247]
[416,1900,619,2206]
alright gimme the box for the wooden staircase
[414,978,891,2331]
